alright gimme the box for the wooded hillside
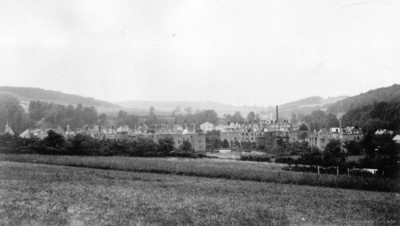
[327,84,400,114]
[0,86,120,108]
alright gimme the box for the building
[214,124,228,131]
[200,122,214,133]
[256,131,290,152]
[330,127,342,140]
[309,129,334,150]
[341,127,363,142]
[219,122,263,147]
[127,132,206,151]
[309,127,363,151]
[221,130,263,146]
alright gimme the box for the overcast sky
[1,0,399,106]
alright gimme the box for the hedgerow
[0,132,198,158]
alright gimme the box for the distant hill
[327,84,400,114]
[278,96,347,117]
[115,100,271,117]
[280,96,323,109]
[0,86,121,112]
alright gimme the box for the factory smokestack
[276,105,279,124]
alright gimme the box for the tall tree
[232,111,244,123]
[0,92,31,133]
[322,140,346,166]
[247,111,256,122]
[146,106,158,125]
[98,113,108,126]
[291,113,298,124]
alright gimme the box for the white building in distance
[200,122,214,133]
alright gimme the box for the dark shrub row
[278,155,399,178]
[0,132,199,158]
[240,154,271,162]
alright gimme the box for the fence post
[337,166,339,175]
[317,166,320,175]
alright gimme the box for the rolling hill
[0,86,121,113]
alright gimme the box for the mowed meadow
[1,154,399,192]
[1,161,400,225]
[1,154,400,225]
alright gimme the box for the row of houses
[211,117,366,152]
[212,120,306,149]
[13,122,207,151]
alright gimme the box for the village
[5,106,399,154]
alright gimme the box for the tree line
[29,100,99,130]
[0,86,118,107]
[341,101,400,134]
[276,134,399,178]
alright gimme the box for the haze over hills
[116,100,271,116]
[0,86,272,116]
[1,84,398,118]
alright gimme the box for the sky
[1,0,399,106]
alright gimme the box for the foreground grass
[1,161,399,225]
[1,154,399,192]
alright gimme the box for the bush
[297,149,322,166]
[178,140,193,153]
[241,154,271,162]
[275,157,295,166]
[157,137,175,156]
[44,130,65,149]
[135,138,158,156]
[66,134,98,155]
[322,140,346,167]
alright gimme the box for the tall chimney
[276,105,279,124]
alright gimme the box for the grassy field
[1,154,399,192]
[1,161,399,225]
